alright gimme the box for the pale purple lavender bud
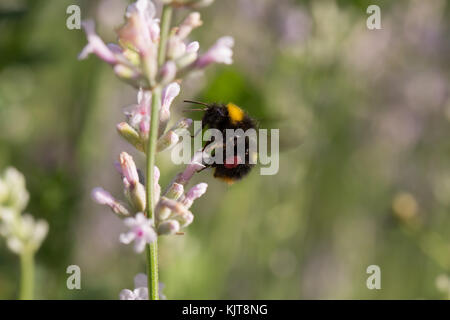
[159,82,181,135]
[157,183,183,221]
[156,197,193,227]
[186,41,200,53]
[175,42,199,69]
[91,187,130,217]
[107,43,123,54]
[196,36,234,68]
[157,131,180,152]
[92,187,114,205]
[117,122,144,152]
[78,21,118,65]
[156,197,182,221]
[161,82,180,115]
[175,151,206,185]
[119,152,140,187]
[165,182,184,200]
[171,118,193,134]
[167,13,201,60]
[119,152,147,212]
[114,64,140,80]
[157,219,181,236]
[181,183,208,209]
[160,118,192,147]
[178,210,194,227]
[158,61,177,85]
[156,206,172,221]
[130,183,147,213]
[168,38,187,60]
[177,12,203,40]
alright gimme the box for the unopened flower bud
[114,64,140,80]
[120,152,140,187]
[177,12,203,39]
[79,20,118,64]
[171,118,193,135]
[196,36,234,68]
[175,151,206,185]
[92,187,130,217]
[159,82,181,135]
[157,219,180,235]
[175,51,198,69]
[157,197,193,227]
[164,182,184,200]
[181,183,208,208]
[128,182,147,213]
[157,131,180,152]
[117,122,144,152]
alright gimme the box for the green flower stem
[19,250,34,300]
[146,86,161,300]
[145,4,173,301]
[158,5,173,67]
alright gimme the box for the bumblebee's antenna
[184,100,209,108]
[182,109,205,112]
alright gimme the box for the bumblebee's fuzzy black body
[201,103,256,132]
[185,101,257,184]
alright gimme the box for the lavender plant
[0,167,49,300]
[80,0,234,300]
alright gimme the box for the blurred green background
[1,0,450,299]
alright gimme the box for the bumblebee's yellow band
[227,103,244,124]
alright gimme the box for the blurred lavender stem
[20,250,33,300]
[144,4,173,301]
[158,6,173,66]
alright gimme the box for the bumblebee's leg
[196,163,211,173]
[202,139,213,152]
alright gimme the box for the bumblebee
[184,100,258,184]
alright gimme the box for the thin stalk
[145,86,161,300]
[158,5,173,67]
[145,4,173,300]
[19,250,34,300]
